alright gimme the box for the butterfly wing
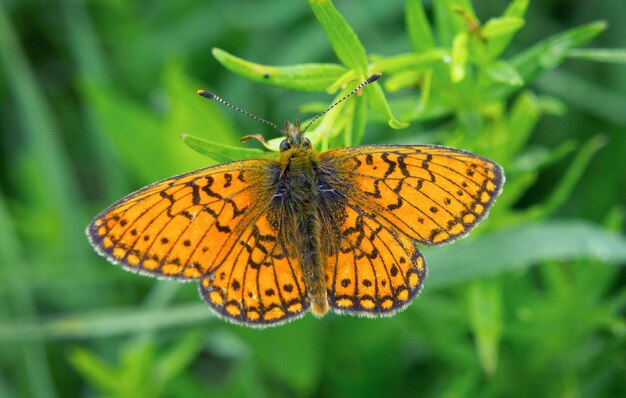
[317,144,504,315]
[320,145,504,246]
[198,213,309,327]
[318,196,426,315]
[87,160,309,326]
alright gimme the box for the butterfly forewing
[88,160,266,278]
[321,145,504,246]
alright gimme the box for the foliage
[0,0,625,397]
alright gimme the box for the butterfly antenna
[197,90,284,135]
[301,73,381,134]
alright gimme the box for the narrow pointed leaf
[69,348,120,392]
[212,48,347,91]
[406,0,435,52]
[433,0,477,46]
[526,135,606,220]
[366,83,410,129]
[536,70,626,125]
[308,0,369,73]
[348,95,367,145]
[468,282,502,376]
[487,0,529,59]
[451,31,469,82]
[370,49,449,73]
[481,17,525,39]
[511,21,607,85]
[487,61,523,87]
[485,21,607,100]
[567,48,626,64]
[180,134,269,163]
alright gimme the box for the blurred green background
[1,0,625,397]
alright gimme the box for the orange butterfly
[87,74,504,327]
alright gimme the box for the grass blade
[425,220,626,288]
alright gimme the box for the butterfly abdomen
[271,152,329,317]
[299,209,328,316]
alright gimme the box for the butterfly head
[280,121,312,155]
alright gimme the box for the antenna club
[301,74,381,134]
[197,90,215,99]
[366,73,382,84]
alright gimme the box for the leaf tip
[389,119,409,129]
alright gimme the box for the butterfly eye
[279,140,291,151]
[303,138,311,148]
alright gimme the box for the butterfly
[87,74,504,328]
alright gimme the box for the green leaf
[298,87,354,150]
[467,281,502,376]
[424,220,626,289]
[567,48,626,64]
[382,70,423,92]
[69,347,119,393]
[535,70,626,126]
[513,141,577,173]
[153,331,204,387]
[497,141,576,212]
[212,47,347,91]
[485,21,607,100]
[406,0,435,52]
[433,0,477,46]
[370,49,449,73]
[486,60,523,87]
[85,84,172,182]
[238,318,323,395]
[505,90,541,160]
[525,135,606,220]
[451,31,469,82]
[388,95,452,122]
[308,0,369,73]
[512,21,607,84]
[366,83,409,129]
[180,134,270,163]
[326,69,358,94]
[348,95,367,145]
[163,61,241,169]
[537,95,567,116]
[481,16,525,39]
[487,0,530,59]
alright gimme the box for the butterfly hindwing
[199,213,309,327]
[322,199,426,315]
